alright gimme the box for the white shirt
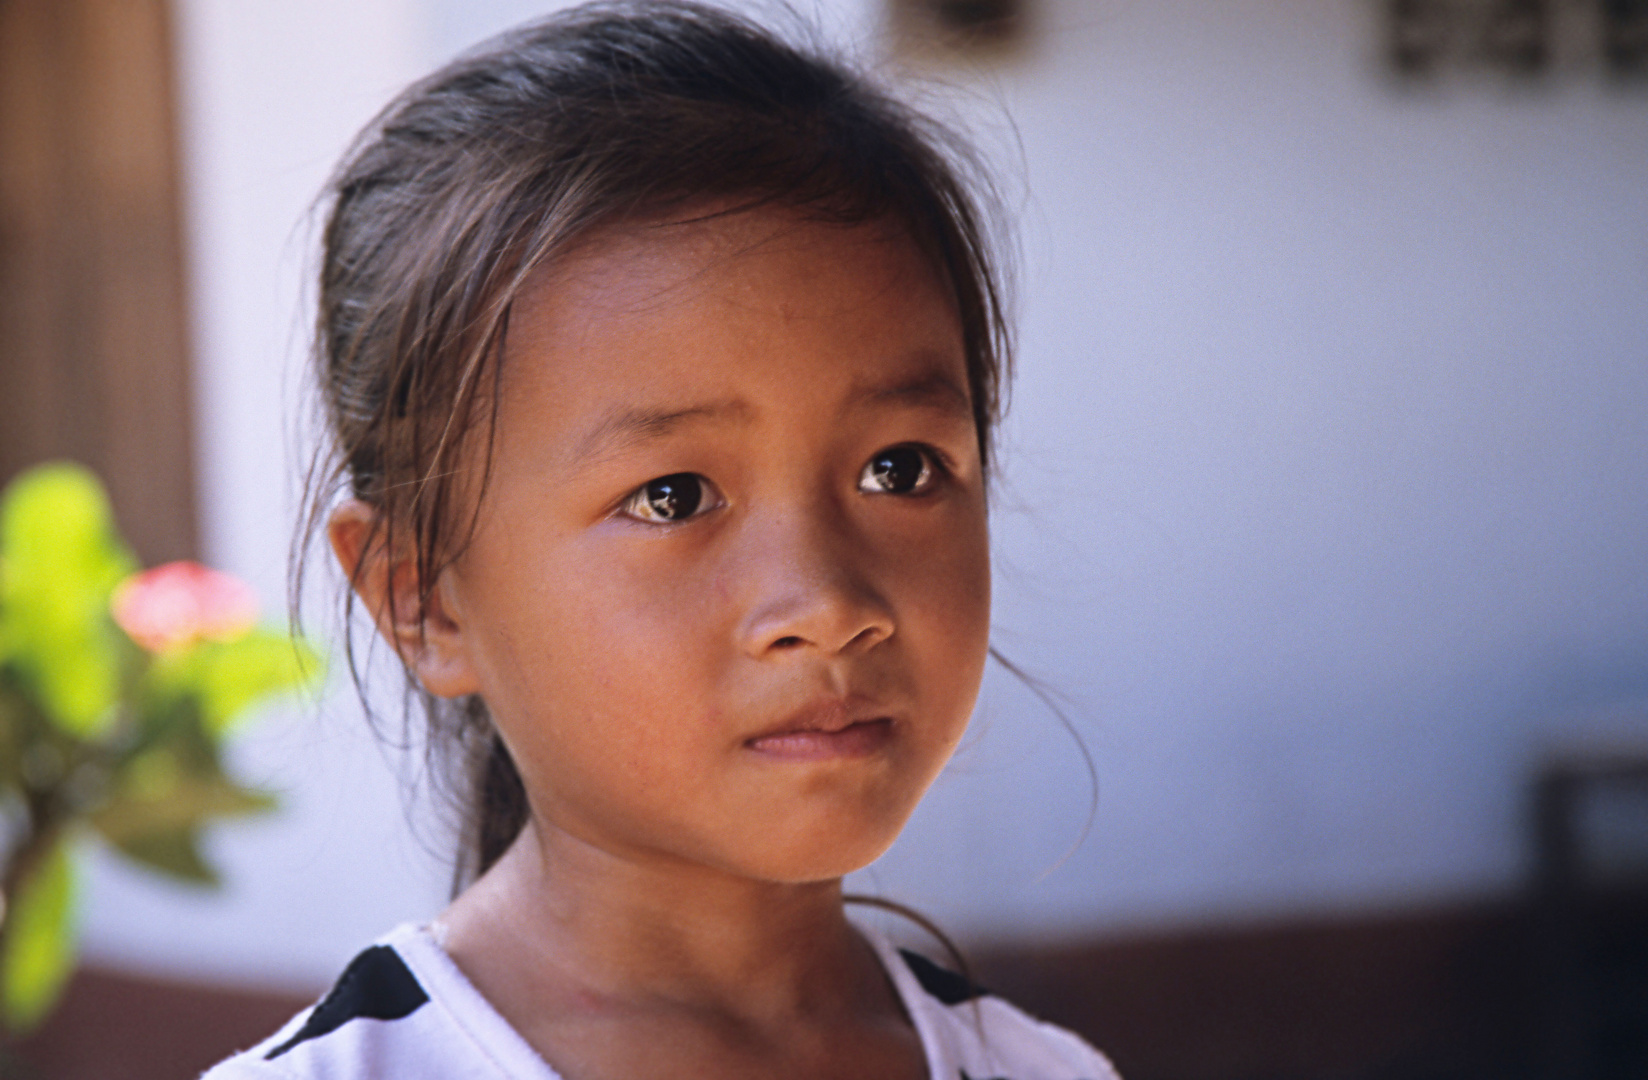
[202,923,1120,1080]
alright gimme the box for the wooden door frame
[0,0,197,565]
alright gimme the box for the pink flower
[111,561,259,653]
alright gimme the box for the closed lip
[743,696,895,759]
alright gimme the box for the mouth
[744,700,895,761]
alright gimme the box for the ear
[327,499,481,699]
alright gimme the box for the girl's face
[431,208,990,885]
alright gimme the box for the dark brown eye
[858,446,935,495]
[621,473,710,522]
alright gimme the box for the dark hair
[297,0,1012,891]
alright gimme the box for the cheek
[888,498,992,733]
[567,537,730,676]
[915,498,991,638]
[480,535,729,765]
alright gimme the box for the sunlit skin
[330,207,992,1080]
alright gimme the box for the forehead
[516,207,950,334]
[497,207,967,435]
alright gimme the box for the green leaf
[149,629,325,737]
[88,750,276,850]
[110,828,218,885]
[0,464,138,738]
[0,574,11,666]
[0,837,79,1033]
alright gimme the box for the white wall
[82,0,1648,990]
[862,0,1648,939]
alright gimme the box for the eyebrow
[567,399,749,467]
[848,368,973,420]
[564,367,972,469]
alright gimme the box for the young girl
[207,3,1118,1077]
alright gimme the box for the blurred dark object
[888,0,1026,59]
[1383,0,1648,80]
[1535,756,1648,1080]
[1481,0,1553,73]
[969,754,1648,1080]
[975,905,1538,1080]
[1389,0,1457,74]
[1603,0,1648,75]
[0,0,197,565]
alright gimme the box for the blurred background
[1,0,1645,1077]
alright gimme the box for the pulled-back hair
[298,0,1011,891]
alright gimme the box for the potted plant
[0,462,322,1036]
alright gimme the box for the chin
[732,806,913,885]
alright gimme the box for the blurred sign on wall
[1386,0,1648,78]
[887,0,1028,60]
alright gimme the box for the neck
[440,817,887,1023]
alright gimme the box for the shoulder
[200,925,557,1080]
[878,938,1122,1080]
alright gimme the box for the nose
[735,504,895,659]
